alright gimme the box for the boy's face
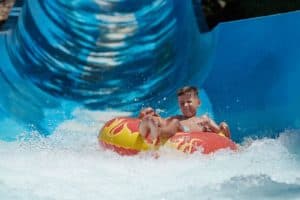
[178,92,200,118]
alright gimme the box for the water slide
[0,0,300,142]
[1,1,300,199]
[204,11,300,142]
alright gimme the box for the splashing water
[1,1,300,199]
[0,109,300,200]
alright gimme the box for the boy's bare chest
[179,118,206,132]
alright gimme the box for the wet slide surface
[0,1,300,200]
[0,1,299,141]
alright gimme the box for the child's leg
[139,117,183,140]
[138,116,161,140]
[138,118,150,138]
[159,118,183,139]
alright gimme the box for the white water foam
[0,108,300,200]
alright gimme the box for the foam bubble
[0,110,299,200]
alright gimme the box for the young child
[138,86,230,140]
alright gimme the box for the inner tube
[99,117,237,155]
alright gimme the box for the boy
[138,86,230,140]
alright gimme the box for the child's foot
[147,117,160,140]
[139,116,160,140]
[139,118,150,138]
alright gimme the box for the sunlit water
[1,109,300,200]
[1,1,300,199]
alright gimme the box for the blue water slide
[0,0,300,142]
[0,0,212,140]
[204,11,300,141]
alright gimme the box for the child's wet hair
[177,86,199,96]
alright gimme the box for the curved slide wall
[0,1,300,142]
[204,11,300,141]
[0,0,213,140]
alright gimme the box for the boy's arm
[201,115,230,137]
[199,115,221,133]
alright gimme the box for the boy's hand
[198,115,221,133]
[138,107,159,119]
[197,115,210,126]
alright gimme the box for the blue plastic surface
[1,1,300,142]
[204,12,300,141]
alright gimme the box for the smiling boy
[138,86,230,140]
